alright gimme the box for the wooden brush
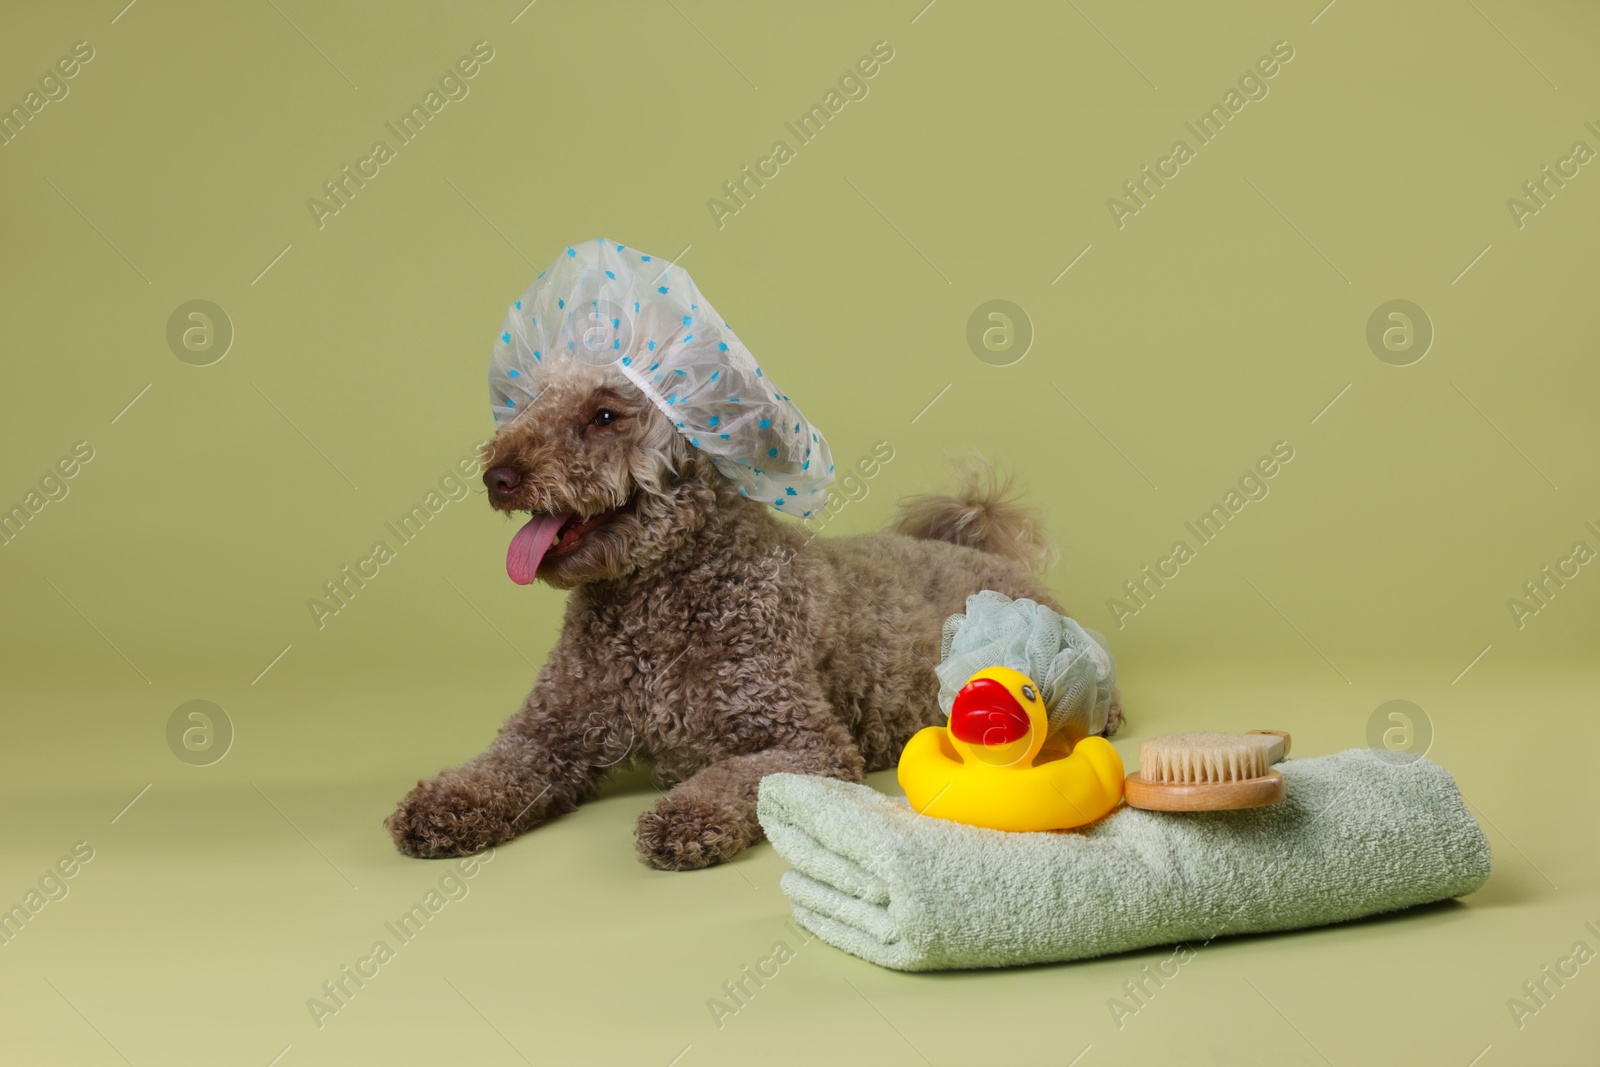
[1124,730,1291,811]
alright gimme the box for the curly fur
[892,456,1060,573]
[386,362,1123,870]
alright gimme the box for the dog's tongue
[506,513,571,585]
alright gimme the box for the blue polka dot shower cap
[489,238,834,518]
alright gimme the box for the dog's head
[481,362,718,589]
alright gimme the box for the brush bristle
[1138,732,1278,784]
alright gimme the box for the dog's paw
[385,773,513,859]
[634,795,751,871]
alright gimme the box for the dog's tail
[890,457,1058,573]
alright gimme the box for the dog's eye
[592,409,617,427]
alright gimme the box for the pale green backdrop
[2,1,1596,1065]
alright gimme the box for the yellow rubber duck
[897,666,1125,832]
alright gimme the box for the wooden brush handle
[1124,770,1286,812]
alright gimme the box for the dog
[385,359,1122,869]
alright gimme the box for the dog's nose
[484,466,522,497]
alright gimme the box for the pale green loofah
[936,590,1115,739]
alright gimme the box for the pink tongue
[506,513,571,585]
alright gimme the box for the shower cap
[935,590,1117,741]
[488,238,834,518]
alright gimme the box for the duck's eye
[1021,684,1037,703]
[591,409,617,427]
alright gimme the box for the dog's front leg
[635,717,862,871]
[386,641,626,858]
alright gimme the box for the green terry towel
[756,749,1491,971]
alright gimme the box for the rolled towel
[757,750,1491,971]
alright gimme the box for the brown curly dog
[385,360,1122,869]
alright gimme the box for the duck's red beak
[949,678,1031,746]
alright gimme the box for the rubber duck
[897,665,1125,832]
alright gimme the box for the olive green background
[2,1,1597,1064]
